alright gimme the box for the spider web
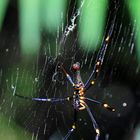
[0,0,140,140]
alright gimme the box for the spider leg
[11,86,72,103]
[84,81,95,92]
[84,101,100,140]
[84,8,118,88]
[84,97,101,104]
[13,93,72,103]
[63,109,77,140]
[59,64,75,86]
[63,124,76,140]
[11,85,72,103]
[85,97,115,112]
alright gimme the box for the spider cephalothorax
[72,62,80,71]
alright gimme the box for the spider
[12,62,115,140]
[11,25,115,140]
[11,4,118,140]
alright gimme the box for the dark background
[0,0,140,140]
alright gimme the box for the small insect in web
[11,22,116,140]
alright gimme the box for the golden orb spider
[12,27,115,140]
[11,3,118,140]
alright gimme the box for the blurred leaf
[19,0,41,56]
[0,0,9,30]
[79,0,108,51]
[127,0,140,62]
[41,0,67,32]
